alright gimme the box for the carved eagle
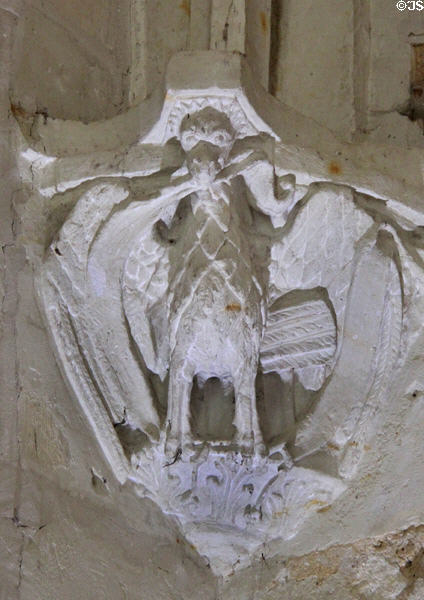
[38,173,402,479]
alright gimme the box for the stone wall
[2,2,424,599]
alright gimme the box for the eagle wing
[121,224,170,380]
[262,183,403,477]
[38,179,176,470]
[260,288,337,391]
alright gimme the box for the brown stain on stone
[289,546,342,584]
[10,102,49,124]
[328,161,342,175]
[327,441,340,451]
[11,103,28,119]
[413,44,424,85]
[317,505,332,513]
[305,499,328,510]
[226,303,242,312]
[180,0,191,17]
[260,11,268,34]
[286,525,424,588]
[10,103,34,120]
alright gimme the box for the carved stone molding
[25,51,424,575]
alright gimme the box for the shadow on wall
[9,0,132,123]
[9,0,194,124]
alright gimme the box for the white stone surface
[3,2,424,597]
[25,50,424,579]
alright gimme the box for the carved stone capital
[26,51,424,575]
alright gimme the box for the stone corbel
[16,48,424,576]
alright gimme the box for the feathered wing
[260,288,337,391]
[265,183,374,378]
[294,228,403,475]
[264,183,403,475]
[121,225,170,380]
[38,179,173,477]
[337,231,403,478]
